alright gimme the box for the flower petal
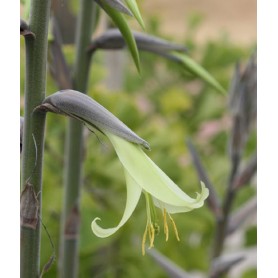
[153,182,208,213]
[106,132,209,209]
[91,170,142,238]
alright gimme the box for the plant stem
[20,0,51,277]
[59,2,97,277]
[211,155,240,270]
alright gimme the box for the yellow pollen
[148,223,155,248]
[169,214,180,241]
[142,222,157,255]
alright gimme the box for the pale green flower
[91,131,209,254]
[38,89,209,254]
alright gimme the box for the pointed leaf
[96,1,140,72]
[124,0,145,29]
[94,0,132,16]
[173,52,226,94]
[91,172,142,237]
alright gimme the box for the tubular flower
[92,132,209,254]
[37,89,209,254]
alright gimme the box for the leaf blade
[97,2,141,72]
[124,0,145,29]
[94,0,132,16]
[173,52,226,94]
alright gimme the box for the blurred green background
[20,1,256,277]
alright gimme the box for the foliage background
[20,1,256,277]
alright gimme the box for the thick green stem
[59,1,97,277]
[20,0,51,277]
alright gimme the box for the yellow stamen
[142,221,156,255]
[142,224,148,256]
[163,208,169,241]
[148,222,155,248]
[142,192,160,254]
[147,224,152,245]
[168,213,180,241]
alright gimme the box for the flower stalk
[59,1,98,277]
[211,54,257,266]
[20,0,51,277]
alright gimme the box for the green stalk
[59,1,97,277]
[20,0,51,277]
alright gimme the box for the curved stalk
[20,0,51,277]
[59,1,97,277]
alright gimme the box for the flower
[91,132,209,254]
[38,89,209,254]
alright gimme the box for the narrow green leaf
[124,0,145,29]
[98,1,141,73]
[94,0,132,16]
[173,52,226,94]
